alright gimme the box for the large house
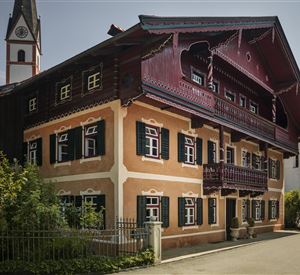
[1,1,300,249]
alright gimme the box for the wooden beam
[191,116,204,128]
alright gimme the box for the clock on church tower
[5,0,41,84]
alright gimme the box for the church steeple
[5,0,41,84]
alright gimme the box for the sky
[0,0,300,85]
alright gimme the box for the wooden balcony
[203,163,268,193]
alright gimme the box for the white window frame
[184,197,196,225]
[146,196,160,222]
[255,200,262,221]
[184,136,195,165]
[226,146,235,164]
[241,199,248,223]
[88,72,100,91]
[271,200,277,219]
[28,141,37,165]
[212,142,217,164]
[29,97,37,112]
[60,84,71,101]
[212,81,219,93]
[225,90,236,102]
[249,101,259,114]
[239,94,246,108]
[210,198,217,225]
[58,132,68,163]
[191,68,205,86]
[271,160,277,179]
[145,125,160,159]
[84,125,98,158]
[241,149,249,168]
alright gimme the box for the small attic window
[246,52,251,62]
[18,50,25,62]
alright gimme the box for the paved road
[120,233,300,274]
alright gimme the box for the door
[226,198,236,240]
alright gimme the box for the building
[284,143,300,191]
[1,10,300,249]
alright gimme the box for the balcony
[203,163,268,194]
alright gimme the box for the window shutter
[252,153,256,169]
[252,200,256,219]
[22,142,28,165]
[196,138,203,165]
[261,200,265,220]
[136,121,146,156]
[208,198,214,224]
[75,196,82,208]
[161,128,169,160]
[74,127,82,160]
[196,198,203,225]
[268,158,272,178]
[161,196,170,228]
[276,200,280,219]
[49,134,56,164]
[177,133,185,163]
[207,141,214,164]
[178,197,185,227]
[137,196,147,227]
[261,156,265,170]
[95,194,106,229]
[276,160,280,180]
[246,152,251,167]
[246,199,250,221]
[269,200,273,220]
[36,138,43,166]
[97,120,105,156]
[67,128,75,161]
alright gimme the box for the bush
[0,249,154,275]
[285,190,300,228]
[247,217,255,227]
[230,217,239,228]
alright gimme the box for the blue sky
[1,0,300,85]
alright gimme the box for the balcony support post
[207,51,214,90]
[272,95,276,123]
[219,125,225,181]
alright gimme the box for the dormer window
[191,68,205,86]
[88,73,100,91]
[60,84,71,101]
[56,78,72,104]
[82,64,103,95]
[28,97,37,112]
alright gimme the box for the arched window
[18,50,25,62]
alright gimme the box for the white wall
[284,143,300,191]
[10,64,32,83]
[10,44,33,62]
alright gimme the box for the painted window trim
[144,124,160,160]
[184,135,196,165]
[249,100,259,115]
[239,94,247,108]
[190,66,206,86]
[225,144,236,165]
[209,197,219,227]
[184,197,196,226]
[224,89,236,103]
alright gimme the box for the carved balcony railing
[203,163,268,192]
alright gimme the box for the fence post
[145,219,162,264]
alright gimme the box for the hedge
[0,249,154,275]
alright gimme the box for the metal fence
[0,218,148,262]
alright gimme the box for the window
[211,81,219,93]
[225,90,235,102]
[84,124,98,158]
[252,153,262,170]
[28,97,37,112]
[146,197,160,222]
[250,101,258,114]
[88,72,100,91]
[241,199,249,223]
[208,198,217,224]
[191,69,205,86]
[184,198,196,225]
[226,146,235,164]
[271,160,276,179]
[58,132,68,162]
[145,126,159,158]
[28,141,37,165]
[270,200,277,220]
[60,84,71,101]
[18,50,25,62]
[242,150,250,168]
[184,136,195,164]
[239,95,246,108]
[255,200,262,221]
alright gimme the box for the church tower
[5,0,41,84]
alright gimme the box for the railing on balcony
[275,127,298,151]
[203,163,268,191]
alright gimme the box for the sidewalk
[162,230,299,263]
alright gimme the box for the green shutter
[74,126,82,160]
[22,142,28,165]
[137,196,147,227]
[177,133,185,162]
[97,120,105,156]
[276,200,280,219]
[161,128,169,160]
[161,196,170,228]
[252,200,256,219]
[36,138,43,166]
[246,199,250,221]
[268,200,272,220]
[49,134,56,164]
[252,153,256,169]
[95,194,106,229]
[276,160,280,180]
[268,158,272,178]
[136,121,146,156]
[178,197,185,227]
[68,129,75,161]
[261,200,265,220]
[75,196,82,207]
[208,198,215,224]
[207,141,214,164]
[197,198,203,225]
[196,138,203,165]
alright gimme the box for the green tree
[0,152,63,230]
[285,190,300,228]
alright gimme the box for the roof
[6,0,40,43]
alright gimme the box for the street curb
[161,241,260,264]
